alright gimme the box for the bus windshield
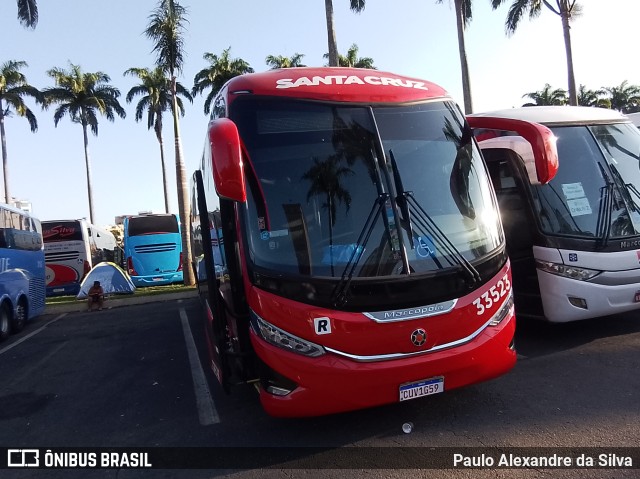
[232,97,502,278]
[532,123,640,239]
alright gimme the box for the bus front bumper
[130,272,184,287]
[251,314,516,417]
[538,269,640,322]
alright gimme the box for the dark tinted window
[42,221,84,242]
[127,215,179,236]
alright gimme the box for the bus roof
[223,67,450,104]
[469,106,630,126]
[0,202,36,217]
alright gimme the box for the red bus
[190,67,558,417]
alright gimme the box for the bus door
[483,148,544,318]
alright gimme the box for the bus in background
[191,67,558,417]
[43,219,117,296]
[0,204,45,340]
[472,106,640,322]
[123,213,183,287]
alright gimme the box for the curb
[45,289,199,315]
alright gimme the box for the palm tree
[323,44,375,68]
[192,48,254,115]
[325,0,366,67]
[436,0,474,114]
[603,81,640,113]
[44,63,125,224]
[522,83,567,106]
[0,60,43,204]
[265,53,306,70]
[16,0,37,28]
[491,0,582,106]
[577,85,610,109]
[124,66,193,213]
[145,0,195,286]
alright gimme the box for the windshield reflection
[231,97,502,279]
[532,123,640,240]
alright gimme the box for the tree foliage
[0,60,43,203]
[265,53,306,70]
[192,47,254,115]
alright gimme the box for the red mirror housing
[209,118,246,202]
[467,116,559,184]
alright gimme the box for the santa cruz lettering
[275,75,429,91]
[472,274,511,316]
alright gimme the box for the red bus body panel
[224,67,450,105]
[247,263,516,417]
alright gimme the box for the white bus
[471,106,640,322]
[42,219,117,296]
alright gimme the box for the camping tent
[76,262,136,299]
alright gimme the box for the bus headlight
[535,260,601,281]
[489,292,514,326]
[250,310,325,357]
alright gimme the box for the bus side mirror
[467,116,559,184]
[209,118,246,202]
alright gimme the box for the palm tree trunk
[455,0,473,114]
[157,133,170,214]
[171,77,195,286]
[82,121,95,224]
[325,0,339,67]
[561,5,577,106]
[0,107,10,204]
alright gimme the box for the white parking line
[0,313,67,356]
[179,308,220,425]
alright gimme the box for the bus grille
[134,243,177,254]
[45,251,80,261]
[30,276,46,312]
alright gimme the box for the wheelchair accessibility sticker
[414,236,436,258]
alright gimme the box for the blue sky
[1,0,639,226]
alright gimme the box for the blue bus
[0,204,46,340]
[123,213,183,287]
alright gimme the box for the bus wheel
[0,305,10,341]
[12,299,27,333]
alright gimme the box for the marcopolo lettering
[364,299,457,322]
[385,305,444,319]
[275,75,429,91]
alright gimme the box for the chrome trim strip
[363,299,458,322]
[327,301,514,363]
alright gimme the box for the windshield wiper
[596,163,613,248]
[609,163,640,213]
[331,193,387,308]
[389,149,481,287]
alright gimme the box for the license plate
[152,277,163,282]
[399,376,444,402]
[635,291,640,303]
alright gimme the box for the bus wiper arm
[331,194,387,308]
[405,194,481,287]
[389,149,414,240]
[596,163,613,248]
[388,150,480,287]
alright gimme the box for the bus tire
[12,298,27,333]
[0,304,10,341]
